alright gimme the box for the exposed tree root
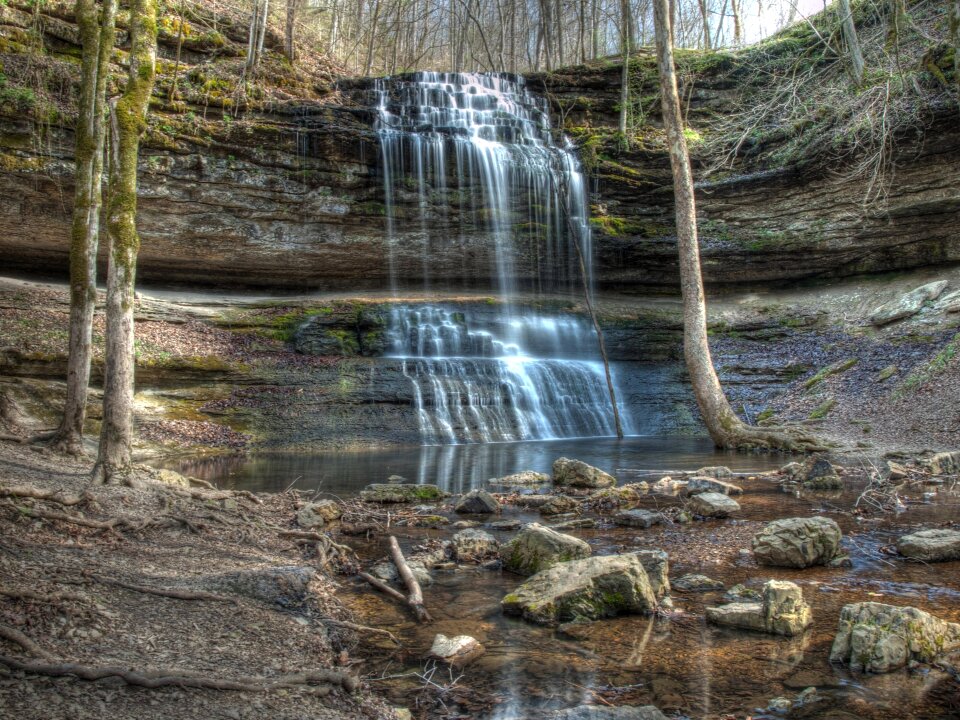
[6,502,206,536]
[0,485,88,506]
[0,624,57,662]
[86,574,238,605]
[0,587,86,604]
[720,423,830,453]
[321,618,400,645]
[0,655,359,693]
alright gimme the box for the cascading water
[375,71,632,444]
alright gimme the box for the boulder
[896,529,960,562]
[489,519,521,531]
[885,460,910,481]
[501,523,591,576]
[723,584,761,602]
[650,477,685,495]
[693,466,733,479]
[868,280,948,326]
[706,580,812,636]
[361,483,444,503]
[673,574,724,592]
[553,458,616,489]
[686,476,743,495]
[540,495,580,516]
[800,457,843,489]
[752,516,842,568]
[687,492,740,518]
[829,602,960,673]
[491,470,550,485]
[925,451,960,476]
[510,494,554,508]
[552,518,596,530]
[632,549,671,600]
[548,706,668,720]
[428,634,484,667]
[613,509,664,529]
[455,489,500,514]
[452,528,499,561]
[502,554,658,626]
[296,500,342,528]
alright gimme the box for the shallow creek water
[165,441,960,719]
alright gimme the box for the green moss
[877,365,898,382]
[895,334,960,398]
[808,397,836,420]
[804,358,858,389]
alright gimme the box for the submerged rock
[868,280,948,326]
[540,495,580,516]
[455,489,500,514]
[686,476,743,495]
[723,583,761,603]
[896,528,960,562]
[553,458,617,489]
[548,705,668,720]
[673,574,724,592]
[693,466,734,479]
[361,483,444,503]
[829,602,960,673]
[501,523,591,576]
[428,634,484,667]
[752,516,842,568]
[706,580,812,636]
[452,528,500,561]
[489,519,521,531]
[296,500,342,528]
[800,457,843,490]
[687,492,740,518]
[491,470,550,485]
[551,518,597,530]
[502,553,658,626]
[613,509,663,528]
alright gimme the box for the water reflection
[162,436,787,496]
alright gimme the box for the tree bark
[285,0,301,62]
[838,0,865,84]
[730,0,741,46]
[651,0,823,452]
[51,0,117,457]
[697,0,712,49]
[92,0,158,485]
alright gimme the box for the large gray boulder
[896,529,960,562]
[452,528,499,561]
[830,602,960,673]
[553,458,616,489]
[361,483,444,503]
[752,516,842,568]
[868,280,948,326]
[687,492,740,518]
[296,500,342,528]
[925,451,960,476]
[632,549,671,600]
[548,706,668,720]
[502,554,658,626]
[501,523,591,576]
[613,509,663,528]
[455,489,500,514]
[706,580,812,637]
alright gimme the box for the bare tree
[838,0,864,83]
[50,0,117,456]
[93,0,159,485]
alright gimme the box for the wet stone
[490,470,550,485]
[540,495,580,516]
[361,483,444,503]
[687,492,740,518]
[706,580,812,637]
[752,516,842,568]
[801,457,843,490]
[548,705,669,720]
[553,457,617,488]
[489,519,521,531]
[686,476,743,495]
[613,509,663,529]
[551,518,597,531]
[452,528,499,561]
[455,489,500,514]
[428,634,484,667]
[501,522,591,576]
[896,528,960,562]
[673,574,724,592]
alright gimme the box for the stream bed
[163,441,960,719]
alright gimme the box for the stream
[164,442,960,719]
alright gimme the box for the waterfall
[375,71,632,444]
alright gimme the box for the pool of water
[160,436,787,495]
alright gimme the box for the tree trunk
[730,0,741,45]
[365,0,381,75]
[651,0,823,452]
[245,0,262,76]
[838,0,865,84]
[51,0,117,457]
[285,0,300,62]
[92,0,158,485]
[952,1,960,97]
[697,0,711,49]
[618,0,631,138]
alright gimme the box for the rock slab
[361,484,444,503]
[868,280,948,326]
[613,509,663,528]
[502,554,658,626]
[687,492,740,518]
[896,528,960,562]
[706,580,812,636]
[428,634,484,666]
[452,528,500,561]
[752,516,842,568]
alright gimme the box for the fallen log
[388,535,431,623]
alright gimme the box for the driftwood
[387,535,431,623]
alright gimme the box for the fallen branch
[0,655,359,693]
[388,535,431,623]
[321,618,400,645]
[0,485,86,506]
[359,571,409,605]
[0,624,57,661]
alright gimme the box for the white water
[375,72,631,444]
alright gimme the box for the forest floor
[0,441,400,720]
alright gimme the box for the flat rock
[687,492,740,518]
[490,470,550,485]
[673,574,724,592]
[428,634,484,667]
[502,553,658,626]
[686,476,743,495]
[707,580,812,636]
[723,583,761,602]
[455,489,500,514]
[551,518,597,530]
[540,495,580,516]
[452,528,499,561]
[548,706,669,720]
[361,483,444,503]
[752,516,842,568]
[296,500,342,528]
[897,528,960,562]
[489,519,521,531]
[553,457,617,488]
[868,280,948,326]
[693,466,733,479]
[501,522,591,576]
[613,509,663,528]
[510,494,554,508]
[830,602,960,673]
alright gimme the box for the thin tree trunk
[256,0,270,61]
[952,1,960,98]
[169,0,185,101]
[697,0,712,49]
[651,0,823,452]
[365,0,381,75]
[285,0,300,62]
[92,0,158,485]
[838,0,864,84]
[51,0,117,457]
[730,0,741,45]
[245,0,262,76]
[618,0,631,137]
